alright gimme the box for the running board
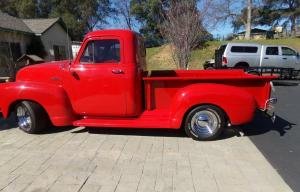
[73,110,173,129]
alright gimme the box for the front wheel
[184,105,226,141]
[15,101,49,134]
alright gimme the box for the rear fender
[169,83,256,128]
[0,82,76,126]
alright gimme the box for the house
[23,18,72,61]
[235,28,273,40]
[0,11,33,76]
[0,11,72,76]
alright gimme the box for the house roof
[17,54,44,62]
[238,28,268,35]
[0,11,33,34]
[22,18,61,34]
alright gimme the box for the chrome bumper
[262,97,277,122]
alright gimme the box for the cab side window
[266,47,279,55]
[282,47,296,56]
[80,39,120,64]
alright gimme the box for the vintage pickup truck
[0,30,276,140]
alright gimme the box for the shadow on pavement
[0,114,17,131]
[40,126,75,134]
[273,81,299,86]
[242,111,294,137]
[4,113,285,139]
[72,126,238,140]
[86,127,187,138]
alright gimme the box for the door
[66,38,128,116]
[261,46,281,67]
[281,46,299,68]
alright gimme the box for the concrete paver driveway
[0,120,292,192]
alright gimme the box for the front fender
[0,82,76,126]
[169,83,256,128]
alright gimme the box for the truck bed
[143,69,276,111]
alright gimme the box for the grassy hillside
[146,38,300,70]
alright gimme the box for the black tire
[206,66,215,70]
[15,101,49,134]
[184,105,226,141]
[234,63,249,71]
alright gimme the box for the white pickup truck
[218,43,300,70]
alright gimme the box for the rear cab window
[230,46,258,53]
[80,39,120,64]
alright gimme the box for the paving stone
[0,126,293,192]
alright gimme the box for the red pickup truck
[0,30,276,140]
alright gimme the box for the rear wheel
[15,101,49,134]
[184,105,226,141]
[234,63,249,71]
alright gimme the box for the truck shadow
[76,127,238,140]
[273,80,299,86]
[75,112,291,139]
[86,128,187,138]
[2,112,292,139]
[241,111,294,137]
[0,114,17,131]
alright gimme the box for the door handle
[71,71,80,80]
[264,57,269,59]
[282,58,287,60]
[112,69,124,74]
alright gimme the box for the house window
[53,45,66,61]
[0,42,21,62]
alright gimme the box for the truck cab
[260,45,300,69]
[63,30,144,117]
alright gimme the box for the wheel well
[180,103,230,128]
[8,100,50,120]
[234,62,249,68]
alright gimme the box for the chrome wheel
[16,105,32,131]
[185,105,225,140]
[190,110,220,137]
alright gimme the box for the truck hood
[16,60,71,83]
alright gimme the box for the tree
[112,0,135,30]
[0,0,18,17]
[245,0,252,39]
[15,0,37,18]
[214,0,262,39]
[160,0,205,69]
[37,0,52,17]
[0,0,37,18]
[131,0,167,47]
[260,0,300,36]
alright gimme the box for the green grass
[146,38,300,70]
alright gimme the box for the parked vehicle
[216,42,300,69]
[0,30,277,140]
